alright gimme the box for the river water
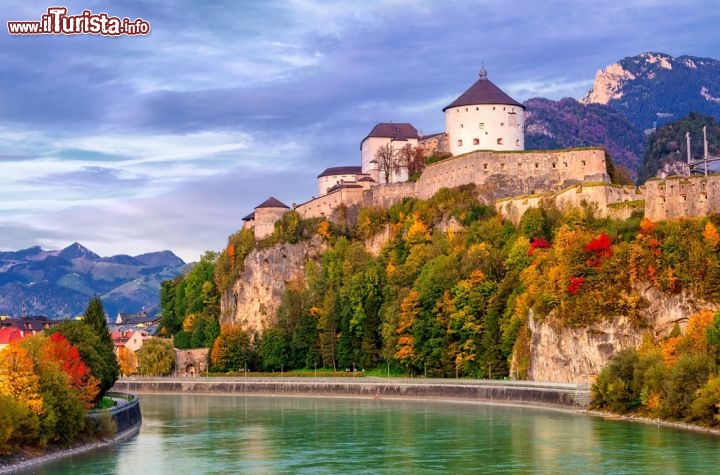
[25,394,720,474]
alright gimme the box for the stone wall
[497,183,645,225]
[112,378,589,409]
[414,148,609,200]
[364,181,416,208]
[644,174,720,221]
[295,186,365,220]
[175,348,209,376]
[254,207,287,239]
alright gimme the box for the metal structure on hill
[687,126,720,176]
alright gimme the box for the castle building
[360,122,419,184]
[242,197,290,239]
[317,165,363,196]
[443,66,525,155]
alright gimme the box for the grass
[96,397,115,409]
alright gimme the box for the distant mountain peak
[58,242,100,261]
[581,52,720,130]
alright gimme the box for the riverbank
[112,376,591,410]
[0,393,142,474]
[587,409,720,436]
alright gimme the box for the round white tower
[443,67,525,156]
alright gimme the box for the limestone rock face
[527,286,719,384]
[220,237,325,334]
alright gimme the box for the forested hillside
[162,184,720,384]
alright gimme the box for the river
[22,393,720,474]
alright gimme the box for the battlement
[644,174,720,221]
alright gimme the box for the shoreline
[0,424,140,474]
[585,409,720,437]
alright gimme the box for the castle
[242,68,720,239]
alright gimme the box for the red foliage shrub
[567,276,586,295]
[528,237,551,255]
[584,233,612,267]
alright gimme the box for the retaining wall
[112,378,590,410]
[88,392,142,434]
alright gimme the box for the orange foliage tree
[42,333,99,410]
[0,344,44,414]
[117,346,138,377]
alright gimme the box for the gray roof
[362,123,419,146]
[255,197,290,209]
[443,68,524,111]
[318,166,362,178]
[242,212,255,221]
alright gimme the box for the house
[0,316,64,334]
[243,197,291,239]
[0,328,25,350]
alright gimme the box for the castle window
[680,194,687,202]
[497,138,503,145]
[500,122,505,126]
[476,107,479,111]
[493,107,496,110]
[508,112,518,126]
[700,193,708,201]
[552,163,556,168]
[465,108,468,112]
[563,162,568,167]
[516,139,520,146]
[457,139,463,147]
[479,123,485,129]
[503,107,506,111]
[460,124,464,128]
[483,163,488,169]
[581,160,586,166]
[500,163,505,169]
[473,138,479,145]
[535,163,539,168]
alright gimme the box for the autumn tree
[373,143,399,184]
[0,344,43,414]
[47,321,114,404]
[42,333,99,409]
[210,326,252,373]
[137,339,176,376]
[398,144,426,178]
[117,347,138,376]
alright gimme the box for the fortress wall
[295,187,365,220]
[415,148,608,200]
[254,208,288,239]
[497,184,645,225]
[367,182,417,208]
[644,175,720,221]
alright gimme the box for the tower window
[581,160,586,166]
[516,139,520,146]
[479,123,485,129]
[457,139,463,147]
[465,108,468,111]
[476,107,479,111]
[508,112,518,126]
[497,138,503,145]
[473,138,479,145]
[460,124,464,128]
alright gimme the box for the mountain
[581,52,720,131]
[0,243,186,319]
[524,97,645,173]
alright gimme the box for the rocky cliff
[527,286,719,384]
[220,237,325,333]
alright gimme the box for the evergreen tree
[81,297,119,397]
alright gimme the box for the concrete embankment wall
[113,378,590,410]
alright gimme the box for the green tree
[81,297,118,396]
[258,328,290,371]
[137,339,176,376]
[48,320,116,402]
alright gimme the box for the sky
[1,0,719,263]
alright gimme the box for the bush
[0,395,38,455]
[591,348,640,413]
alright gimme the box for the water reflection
[23,394,720,474]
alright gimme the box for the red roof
[0,328,24,345]
[443,68,524,111]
